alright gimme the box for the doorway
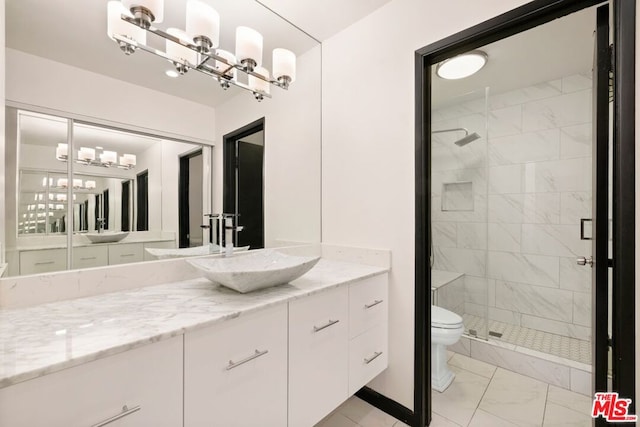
[412,1,635,426]
[223,118,265,249]
[178,149,204,248]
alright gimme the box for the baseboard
[355,386,414,426]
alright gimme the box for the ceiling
[6,0,319,108]
[255,0,393,41]
[433,7,597,107]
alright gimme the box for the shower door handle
[576,256,594,267]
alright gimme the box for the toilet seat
[432,305,463,329]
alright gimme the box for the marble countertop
[17,236,175,251]
[0,259,388,389]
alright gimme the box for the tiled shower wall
[431,73,593,341]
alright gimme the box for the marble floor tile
[432,365,491,426]
[468,409,518,426]
[316,412,360,427]
[430,412,463,426]
[339,396,398,427]
[479,368,548,426]
[542,402,592,426]
[448,353,497,379]
[546,385,592,414]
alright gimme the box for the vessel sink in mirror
[85,232,129,244]
[146,245,250,260]
[186,250,320,293]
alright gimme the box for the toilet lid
[432,305,463,329]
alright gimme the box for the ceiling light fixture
[107,0,297,101]
[436,50,488,80]
[55,143,136,170]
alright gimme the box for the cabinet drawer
[184,304,288,427]
[348,323,389,395]
[0,336,183,427]
[108,243,143,265]
[72,245,108,269]
[19,248,66,275]
[289,286,349,427]
[349,273,388,339]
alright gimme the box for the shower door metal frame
[410,1,636,426]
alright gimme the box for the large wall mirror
[2,0,321,277]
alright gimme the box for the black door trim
[410,1,636,426]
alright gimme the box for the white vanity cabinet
[108,242,144,265]
[72,244,109,269]
[0,336,183,427]
[289,286,350,427]
[19,248,66,275]
[184,304,288,427]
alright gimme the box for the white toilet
[431,305,464,392]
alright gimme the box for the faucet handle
[236,226,244,232]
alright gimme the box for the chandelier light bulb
[79,147,96,162]
[215,49,237,78]
[56,143,68,160]
[272,48,296,87]
[107,1,146,50]
[85,181,97,190]
[57,178,68,189]
[186,0,220,52]
[100,151,118,164]
[236,26,263,72]
[249,66,271,100]
[166,28,198,72]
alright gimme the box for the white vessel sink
[186,250,320,293]
[145,244,250,260]
[85,232,129,244]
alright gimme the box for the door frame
[411,1,636,426]
[179,148,204,248]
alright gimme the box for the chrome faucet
[202,213,243,256]
[96,218,106,233]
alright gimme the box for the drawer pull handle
[364,299,384,309]
[80,256,97,261]
[34,261,55,266]
[226,349,269,370]
[91,404,141,427]
[120,254,135,257]
[313,319,340,333]
[364,351,383,365]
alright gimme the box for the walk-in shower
[432,127,482,146]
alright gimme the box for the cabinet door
[19,248,66,275]
[72,245,108,269]
[108,243,143,265]
[184,304,288,427]
[0,336,183,427]
[349,323,388,395]
[349,274,388,339]
[289,286,349,427]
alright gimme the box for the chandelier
[107,0,297,101]
[55,143,137,170]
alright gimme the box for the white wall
[213,45,321,247]
[0,0,5,263]
[5,49,216,144]
[321,0,531,409]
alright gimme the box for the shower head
[432,127,481,147]
[454,132,481,147]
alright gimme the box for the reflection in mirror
[5,108,213,277]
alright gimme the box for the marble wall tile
[523,158,592,193]
[560,192,592,225]
[521,224,590,257]
[437,276,465,317]
[433,247,487,277]
[520,314,591,341]
[561,73,592,94]
[456,223,488,250]
[487,223,522,252]
[560,123,592,159]
[431,140,487,172]
[432,195,488,223]
[470,340,571,388]
[487,252,559,287]
[464,276,490,305]
[488,307,522,326]
[488,80,562,110]
[495,281,573,322]
[442,182,474,211]
[523,193,560,224]
[488,194,525,224]
[570,368,591,396]
[489,105,523,138]
[522,90,591,132]
[449,335,471,356]
[431,168,487,197]
[572,292,591,327]
[488,165,523,194]
[465,302,488,319]
[433,222,457,248]
[559,256,591,293]
[489,129,560,166]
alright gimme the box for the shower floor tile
[462,314,591,365]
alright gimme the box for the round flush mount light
[436,50,488,80]
[165,69,179,78]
